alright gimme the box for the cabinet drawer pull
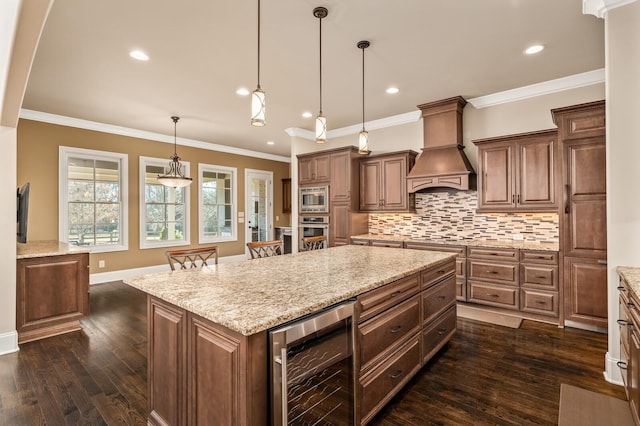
[486,270,498,274]
[535,300,548,305]
[437,295,446,301]
[437,269,446,274]
[535,256,549,259]
[597,259,607,265]
[389,325,402,334]
[618,361,628,370]
[389,369,403,379]
[487,293,500,298]
[487,252,499,256]
[512,194,515,203]
[390,291,402,298]
[618,319,629,326]
[535,275,548,279]
[438,327,448,335]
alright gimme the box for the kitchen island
[124,245,456,425]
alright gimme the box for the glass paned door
[245,170,273,248]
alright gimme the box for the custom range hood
[406,96,476,192]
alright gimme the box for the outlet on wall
[512,234,524,241]
[98,260,105,268]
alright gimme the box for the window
[199,164,237,243]
[140,157,190,249]
[59,146,128,253]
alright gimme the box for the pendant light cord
[257,0,261,89]
[361,46,365,130]
[172,116,179,157]
[319,14,323,114]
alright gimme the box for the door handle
[564,185,570,214]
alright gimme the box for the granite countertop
[17,240,91,259]
[619,266,640,299]
[124,245,455,336]
[351,234,559,252]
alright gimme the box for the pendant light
[313,7,328,143]
[251,0,266,126]
[157,116,193,188]
[358,40,371,155]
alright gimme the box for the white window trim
[139,156,191,250]
[59,146,129,253]
[198,163,238,243]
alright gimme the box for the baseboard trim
[0,331,19,356]
[604,352,624,386]
[563,320,608,333]
[90,254,248,285]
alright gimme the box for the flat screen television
[17,182,30,244]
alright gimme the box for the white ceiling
[21,0,604,157]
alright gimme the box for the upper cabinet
[360,151,417,212]
[298,152,330,185]
[473,129,558,212]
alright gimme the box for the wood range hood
[406,96,476,192]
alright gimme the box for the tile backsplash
[368,190,559,243]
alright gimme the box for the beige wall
[17,119,291,273]
[606,1,640,382]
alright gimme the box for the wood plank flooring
[0,281,626,425]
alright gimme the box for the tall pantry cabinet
[552,100,607,329]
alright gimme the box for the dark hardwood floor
[0,281,626,425]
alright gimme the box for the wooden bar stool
[247,240,284,259]
[165,246,218,270]
[302,235,327,251]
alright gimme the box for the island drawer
[520,264,558,290]
[520,289,559,316]
[468,247,518,260]
[370,239,404,248]
[350,238,370,246]
[520,250,558,265]
[359,336,421,425]
[422,305,456,363]
[421,259,456,290]
[468,281,518,310]
[422,275,456,325]
[404,242,466,257]
[357,273,420,323]
[358,295,420,372]
[468,260,518,285]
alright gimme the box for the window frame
[59,146,129,253]
[139,156,191,250]
[198,163,238,243]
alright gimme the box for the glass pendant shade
[251,87,266,126]
[158,116,193,188]
[315,113,327,143]
[358,129,369,154]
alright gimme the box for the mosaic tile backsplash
[368,190,559,243]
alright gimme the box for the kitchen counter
[124,244,454,336]
[351,233,559,251]
[17,240,90,259]
[619,266,640,298]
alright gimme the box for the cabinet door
[360,159,382,211]
[298,157,314,184]
[477,143,514,209]
[381,156,408,210]
[314,154,331,182]
[517,138,556,208]
[330,150,351,202]
[563,138,607,258]
[631,327,640,423]
[298,154,330,184]
[148,297,187,426]
[563,256,607,327]
[330,203,350,246]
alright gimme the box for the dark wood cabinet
[552,100,607,329]
[474,129,557,212]
[359,151,417,212]
[330,202,368,247]
[467,247,520,311]
[298,152,330,184]
[281,178,291,214]
[16,251,90,344]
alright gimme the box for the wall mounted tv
[17,182,30,244]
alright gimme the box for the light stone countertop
[351,234,559,252]
[619,267,640,299]
[124,245,455,336]
[17,240,90,259]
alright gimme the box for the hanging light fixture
[313,6,328,143]
[157,116,193,188]
[251,0,266,126]
[358,40,371,154]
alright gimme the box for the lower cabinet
[405,242,467,301]
[356,259,456,425]
[565,256,608,328]
[147,297,267,426]
[619,273,640,424]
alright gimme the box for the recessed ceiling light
[129,50,149,61]
[386,87,399,94]
[236,88,250,96]
[302,112,313,118]
[267,141,275,145]
[524,44,544,55]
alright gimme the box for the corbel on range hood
[406,96,476,192]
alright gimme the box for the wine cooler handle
[280,347,288,424]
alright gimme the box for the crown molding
[583,0,638,18]
[467,68,605,109]
[286,110,421,141]
[19,109,290,163]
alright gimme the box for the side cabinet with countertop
[467,247,520,311]
[16,241,90,344]
[405,241,467,301]
[618,267,640,424]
